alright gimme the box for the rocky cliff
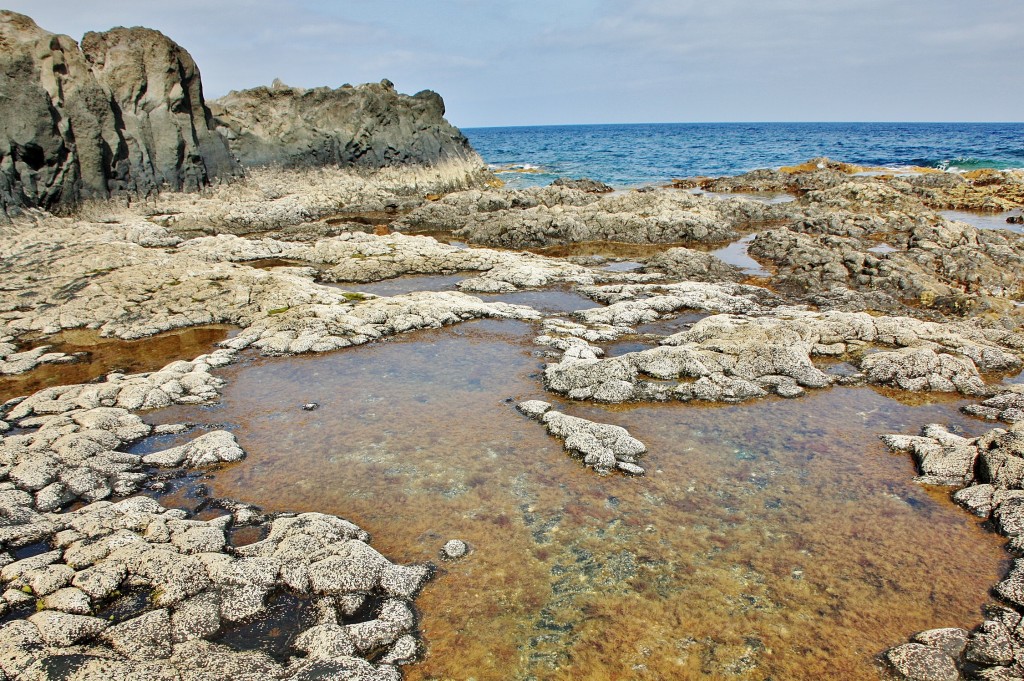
[210,79,482,171]
[0,11,487,218]
[0,11,239,217]
[80,26,239,196]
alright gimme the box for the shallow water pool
[141,319,1006,680]
[941,209,1024,235]
[0,325,234,404]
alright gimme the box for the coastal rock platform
[2,155,1024,680]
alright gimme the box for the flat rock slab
[142,430,245,468]
[885,643,960,681]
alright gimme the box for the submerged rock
[441,540,468,560]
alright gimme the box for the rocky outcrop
[79,26,238,196]
[642,247,745,283]
[396,185,781,248]
[0,11,114,214]
[541,308,1023,404]
[682,158,1024,213]
[1,11,490,219]
[964,387,1024,425]
[880,421,1024,679]
[0,11,239,218]
[688,177,1024,319]
[550,177,613,194]
[210,79,486,177]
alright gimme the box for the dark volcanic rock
[80,26,239,196]
[0,11,240,217]
[0,11,111,214]
[1,11,487,219]
[210,79,485,171]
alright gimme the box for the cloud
[4,0,1022,125]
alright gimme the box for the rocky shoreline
[0,10,490,220]
[0,156,1022,679]
[4,10,1024,679]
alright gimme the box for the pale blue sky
[11,1,1024,127]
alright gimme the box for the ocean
[463,122,1024,189]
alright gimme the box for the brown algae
[139,319,1006,680]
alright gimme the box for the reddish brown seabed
[136,318,1007,681]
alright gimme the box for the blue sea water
[463,122,1024,189]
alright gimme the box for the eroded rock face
[0,11,112,214]
[1,11,491,219]
[0,11,240,218]
[211,79,485,176]
[80,26,238,196]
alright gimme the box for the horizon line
[460,120,1024,130]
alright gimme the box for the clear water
[710,234,770,277]
[142,319,1005,681]
[940,210,1024,235]
[464,122,1024,189]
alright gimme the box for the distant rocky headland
[0,10,488,220]
[4,8,1024,681]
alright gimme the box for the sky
[8,1,1024,127]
